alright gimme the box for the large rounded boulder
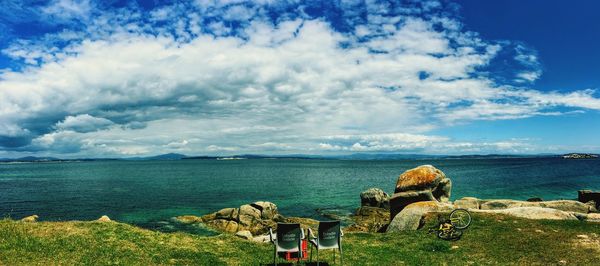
[387,201,452,232]
[389,165,452,220]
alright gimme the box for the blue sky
[0,0,599,157]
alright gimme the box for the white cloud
[41,0,93,21]
[0,0,599,156]
[55,114,114,133]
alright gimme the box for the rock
[584,213,600,223]
[206,219,239,233]
[186,201,315,236]
[281,216,319,230]
[238,204,262,227]
[585,201,598,213]
[454,197,480,209]
[479,199,589,213]
[235,230,253,240]
[527,197,544,202]
[251,201,278,220]
[578,190,600,210]
[360,188,390,209]
[472,207,579,220]
[252,234,271,243]
[387,201,453,232]
[174,215,204,224]
[20,215,39,222]
[96,215,112,222]
[215,208,238,220]
[348,206,389,233]
[390,165,452,220]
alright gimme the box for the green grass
[1,213,600,265]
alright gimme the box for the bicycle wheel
[449,209,471,229]
[437,229,462,240]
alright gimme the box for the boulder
[235,230,253,240]
[206,219,239,233]
[251,201,278,220]
[387,201,453,232]
[252,234,271,243]
[20,215,39,222]
[238,204,262,227]
[473,207,579,220]
[348,206,389,233]
[480,199,589,213]
[390,165,452,220]
[215,208,238,220]
[454,197,480,209]
[96,215,112,222]
[584,213,600,223]
[586,201,598,213]
[360,188,390,209]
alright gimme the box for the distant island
[2,152,599,163]
[562,153,599,159]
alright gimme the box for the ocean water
[1,158,599,233]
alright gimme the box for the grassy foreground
[1,213,600,265]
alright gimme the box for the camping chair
[308,220,343,265]
[269,223,305,265]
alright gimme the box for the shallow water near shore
[1,158,599,234]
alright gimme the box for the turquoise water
[1,158,600,232]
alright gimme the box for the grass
[1,213,600,265]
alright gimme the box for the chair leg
[333,249,336,264]
[273,246,277,266]
[340,243,343,265]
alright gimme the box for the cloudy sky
[1,0,599,158]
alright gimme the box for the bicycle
[429,208,472,241]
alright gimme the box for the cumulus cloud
[55,114,114,133]
[0,0,598,156]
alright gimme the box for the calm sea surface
[1,158,599,232]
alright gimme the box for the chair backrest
[318,220,341,249]
[275,223,302,251]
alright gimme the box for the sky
[0,0,599,158]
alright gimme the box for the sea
[1,157,599,234]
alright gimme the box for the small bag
[283,239,308,261]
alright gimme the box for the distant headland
[1,152,598,163]
[562,153,599,159]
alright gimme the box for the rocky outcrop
[387,201,453,232]
[454,197,480,209]
[452,197,594,213]
[390,165,452,220]
[346,206,390,233]
[583,213,600,223]
[472,207,579,221]
[20,215,39,222]
[479,199,590,213]
[174,201,317,236]
[562,153,598,159]
[360,188,390,209]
